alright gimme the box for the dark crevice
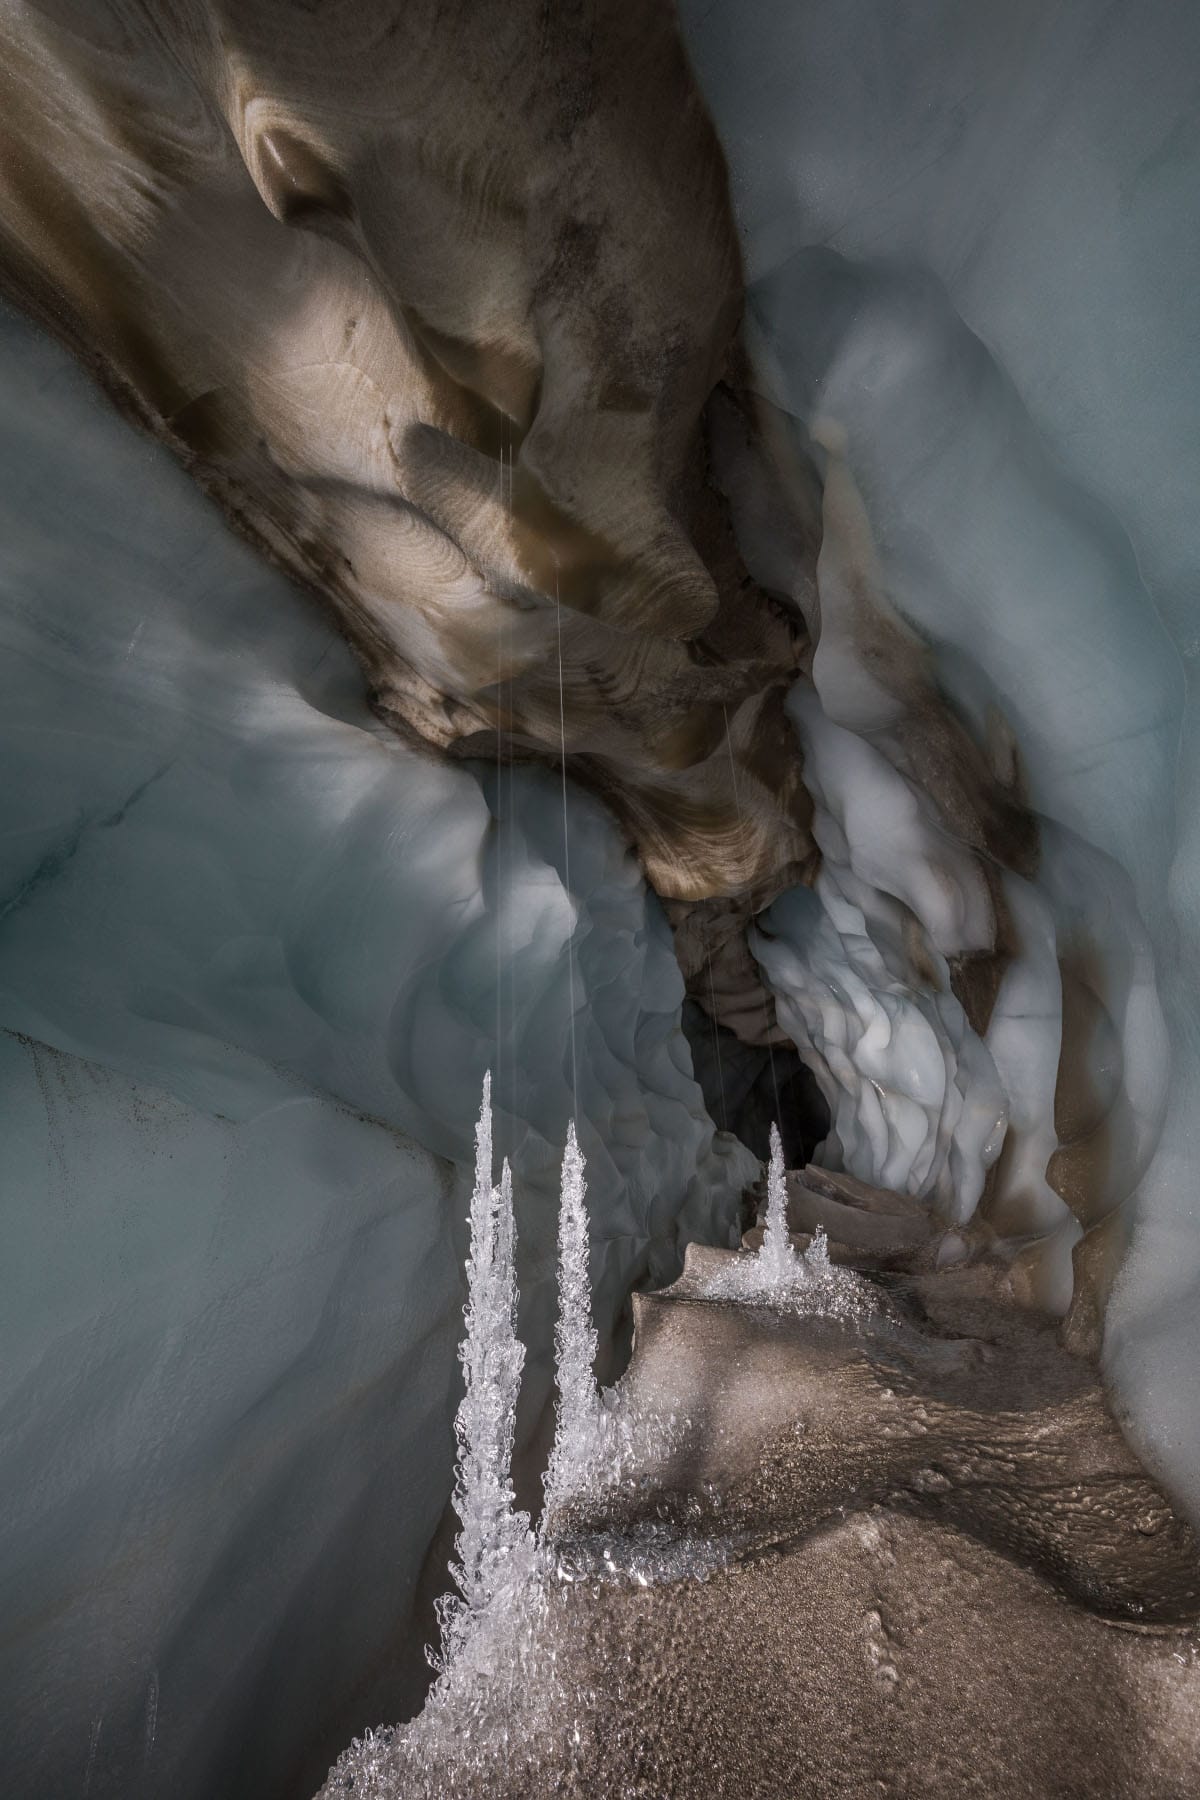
[681,997,830,1167]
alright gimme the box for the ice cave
[1,1,1199,1794]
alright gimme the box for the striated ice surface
[0,300,752,1798]
[680,0,1200,1502]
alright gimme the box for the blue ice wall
[0,305,749,1798]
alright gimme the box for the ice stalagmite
[494,1158,522,1456]
[805,1222,832,1277]
[759,1122,797,1284]
[701,1120,861,1316]
[544,1122,600,1513]
[436,1075,531,1666]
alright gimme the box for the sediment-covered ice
[0,303,751,1799]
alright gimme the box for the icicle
[759,1121,796,1285]
[544,1121,599,1513]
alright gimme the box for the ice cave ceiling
[1,0,1198,1795]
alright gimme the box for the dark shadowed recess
[681,998,830,1167]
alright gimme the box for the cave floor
[534,1253,1200,1798]
[322,1242,1200,1798]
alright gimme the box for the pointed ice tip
[769,1121,783,1161]
[565,1118,578,1150]
[481,1069,492,1105]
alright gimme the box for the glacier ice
[4,1,1200,1792]
[543,1122,601,1515]
[681,0,1200,1511]
[0,299,753,1799]
[753,672,1010,1224]
[0,1029,465,1800]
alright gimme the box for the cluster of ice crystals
[543,1121,601,1513]
[319,1110,703,1799]
[703,1123,871,1321]
[323,1573,572,1800]
[434,1075,535,1673]
[759,1122,796,1282]
[319,1111,887,1799]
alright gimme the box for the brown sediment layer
[0,1,1039,1014]
[0,0,814,916]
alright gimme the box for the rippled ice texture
[681,0,1200,1515]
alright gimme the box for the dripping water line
[722,703,783,1126]
[705,950,729,1133]
[554,561,579,1117]
[495,435,506,1121]
[504,434,516,1127]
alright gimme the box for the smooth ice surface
[0,303,751,1798]
[681,0,1200,1507]
[0,1032,462,1800]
